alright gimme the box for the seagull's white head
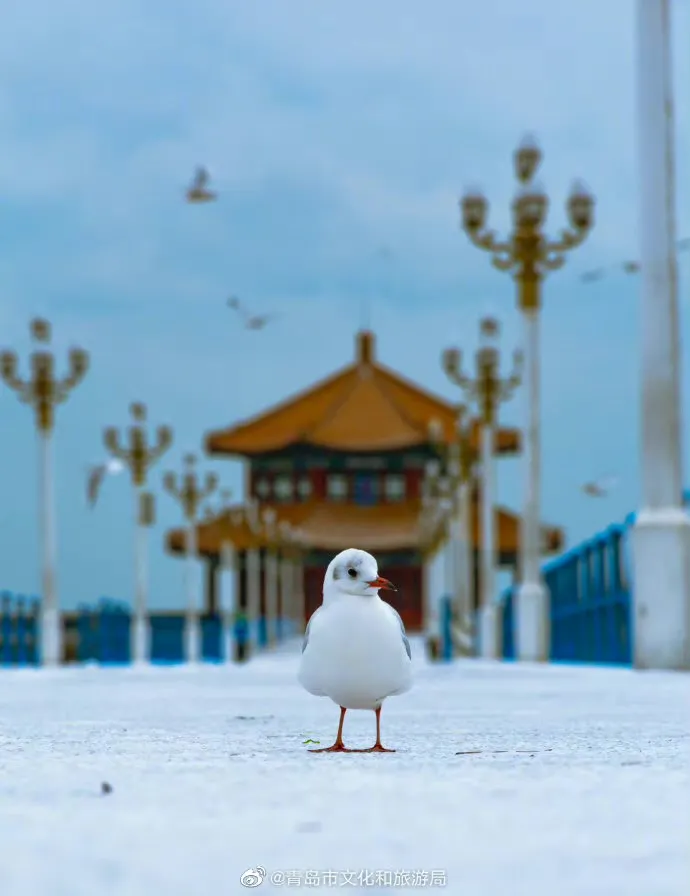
[323,548,396,600]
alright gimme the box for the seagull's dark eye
[347,567,358,579]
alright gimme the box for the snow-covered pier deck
[1,645,688,895]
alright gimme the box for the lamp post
[218,489,237,657]
[427,412,477,654]
[289,526,307,634]
[419,464,453,657]
[104,403,172,663]
[0,318,88,666]
[459,140,594,661]
[163,454,217,662]
[442,317,521,658]
[202,487,236,662]
[243,498,263,655]
[276,519,300,640]
[632,0,690,670]
[260,507,280,647]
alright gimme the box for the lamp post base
[478,605,502,659]
[516,581,550,662]
[130,614,149,664]
[184,615,202,664]
[222,617,234,663]
[40,606,62,666]
[632,509,690,670]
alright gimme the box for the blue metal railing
[74,600,289,665]
[500,518,633,665]
[0,590,296,667]
[0,591,40,665]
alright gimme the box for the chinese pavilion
[166,330,562,631]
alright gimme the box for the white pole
[632,0,690,670]
[453,480,474,654]
[246,548,261,655]
[424,532,443,641]
[38,429,61,666]
[461,481,474,632]
[220,539,236,663]
[278,553,290,639]
[265,549,278,647]
[479,422,500,658]
[447,510,460,624]
[131,487,149,664]
[516,309,549,661]
[184,519,201,663]
[293,554,305,633]
[443,523,454,601]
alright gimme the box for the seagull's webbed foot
[308,706,355,753]
[357,706,396,752]
[308,742,355,753]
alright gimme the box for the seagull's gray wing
[302,606,322,653]
[387,605,411,660]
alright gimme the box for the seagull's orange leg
[359,706,396,753]
[309,706,355,753]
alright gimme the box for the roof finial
[355,330,375,365]
[360,292,372,332]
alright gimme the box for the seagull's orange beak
[366,576,397,592]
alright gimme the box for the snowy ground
[1,642,689,896]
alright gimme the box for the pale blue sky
[0,0,688,610]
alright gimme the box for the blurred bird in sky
[227,295,274,330]
[581,475,618,498]
[186,166,217,203]
[87,459,125,508]
[579,237,689,283]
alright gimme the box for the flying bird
[580,268,606,283]
[580,236,689,283]
[298,548,412,753]
[227,295,274,330]
[186,166,217,203]
[87,459,125,507]
[581,475,618,498]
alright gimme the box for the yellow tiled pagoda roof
[205,330,521,456]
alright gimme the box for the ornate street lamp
[426,410,477,654]
[163,454,218,662]
[0,318,88,665]
[442,317,521,657]
[459,139,594,661]
[104,402,172,663]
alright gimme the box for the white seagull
[87,458,125,507]
[298,548,412,753]
[186,166,217,203]
[227,295,274,330]
[581,474,619,498]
